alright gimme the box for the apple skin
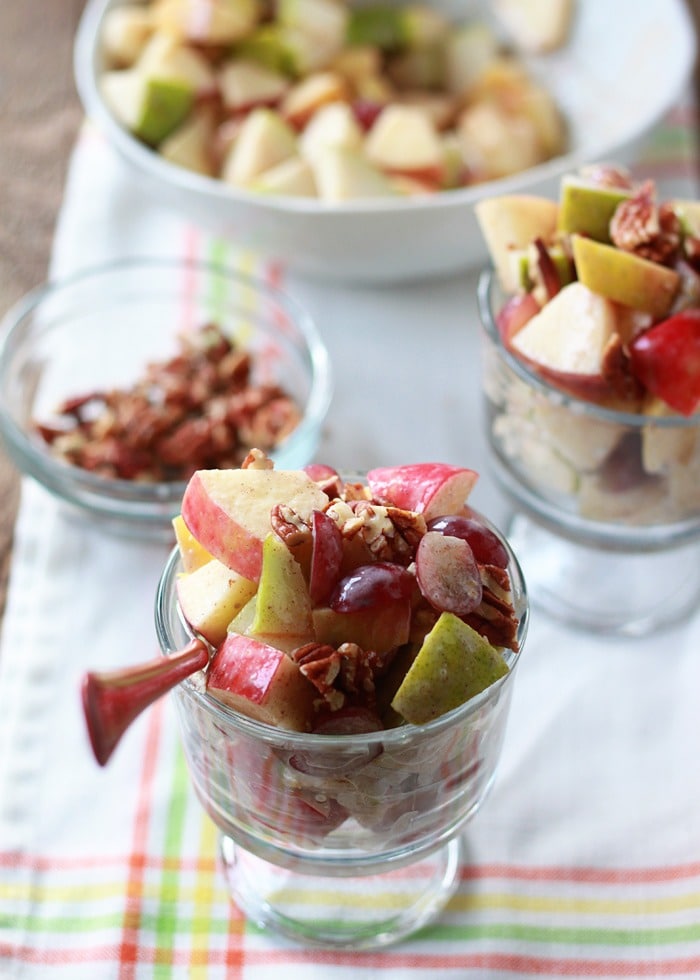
[629,310,700,416]
[312,598,412,653]
[207,632,317,731]
[366,462,478,520]
[181,468,329,582]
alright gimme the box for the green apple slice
[557,175,633,242]
[572,234,680,318]
[391,612,508,725]
[250,533,314,643]
[100,69,194,145]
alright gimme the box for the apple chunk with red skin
[207,632,317,731]
[366,463,478,521]
[629,309,700,416]
[181,468,329,582]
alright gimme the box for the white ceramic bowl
[74,0,696,284]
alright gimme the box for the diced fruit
[572,235,680,319]
[207,633,317,731]
[391,612,508,725]
[629,311,700,416]
[176,559,257,645]
[312,600,411,653]
[159,105,216,175]
[172,514,213,572]
[218,59,291,113]
[138,31,217,96]
[299,101,364,165]
[415,531,483,616]
[493,0,574,53]
[670,199,700,236]
[427,515,509,568]
[153,0,261,45]
[509,281,619,376]
[444,21,500,96]
[221,107,298,186]
[101,68,194,145]
[101,5,154,67]
[280,71,350,128]
[329,562,415,612]
[474,195,559,293]
[308,510,344,605]
[181,467,329,581]
[557,175,632,242]
[367,462,478,520]
[365,104,443,177]
[310,145,399,201]
[278,0,348,51]
[495,292,540,343]
[251,155,317,196]
[346,5,404,49]
[249,534,314,650]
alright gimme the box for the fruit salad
[97,0,568,201]
[476,166,700,528]
[164,450,526,851]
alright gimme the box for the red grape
[308,509,344,605]
[329,562,415,612]
[415,531,483,616]
[427,515,508,568]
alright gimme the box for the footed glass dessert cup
[478,269,700,637]
[154,528,528,951]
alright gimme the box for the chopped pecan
[270,504,312,548]
[610,182,681,264]
[330,499,426,564]
[293,641,394,711]
[463,564,520,651]
[33,323,302,482]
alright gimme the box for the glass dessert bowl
[140,460,530,949]
[0,258,331,537]
[478,269,700,636]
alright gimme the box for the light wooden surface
[0,0,698,623]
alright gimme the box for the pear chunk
[572,234,680,318]
[557,175,632,242]
[391,612,508,724]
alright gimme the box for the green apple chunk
[346,5,405,49]
[391,612,508,724]
[670,199,700,236]
[572,234,680,319]
[557,175,632,242]
[249,533,315,651]
[475,194,559,293]
[176,559,257,646]
[101,69,194,145]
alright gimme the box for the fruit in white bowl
[477,165,700,529]
[95,0,569,202]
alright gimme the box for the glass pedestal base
[508,514,700,637]
[219,834,462,950]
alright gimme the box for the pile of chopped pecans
[33,322,301,482]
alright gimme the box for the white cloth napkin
[1,114,700,978]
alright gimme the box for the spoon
[81,638,210,767]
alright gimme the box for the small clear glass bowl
[478,268,700,636]
[154,511,529,950]
[0,258,332,537]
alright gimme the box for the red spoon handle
[82,639,210,767]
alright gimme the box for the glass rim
[153,509,530,748]
[0,256,333,503]
[477,267,700,430]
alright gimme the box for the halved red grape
[329,562,415,613]
[308,510,344,605]
[415,531,482,616]
[427,514,508,568]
